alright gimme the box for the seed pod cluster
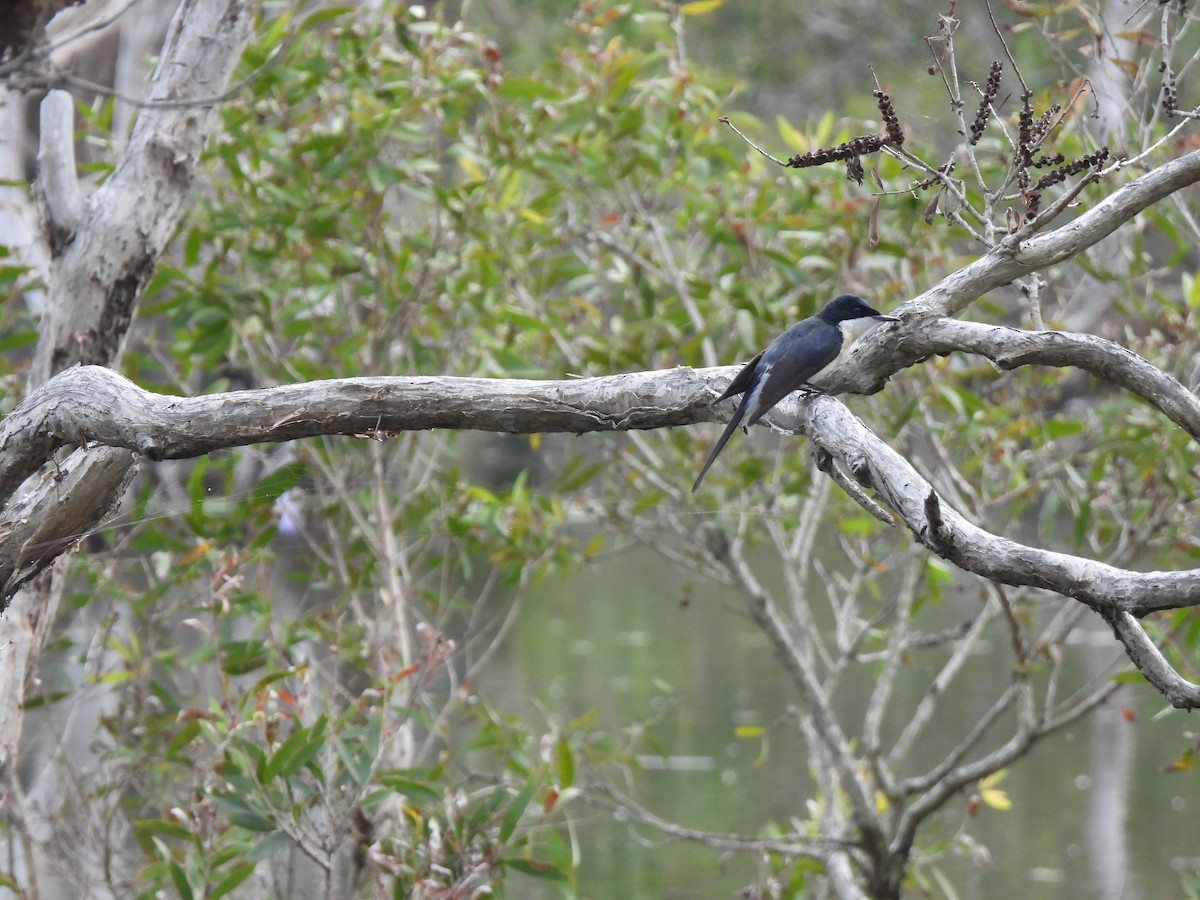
[786,134,888,169]
[1030,105,1061,145]
[1017,90,1035,166]
[1161,62,1180,117]
[1032,152,1066,169]
[1033,146,1110,191]
[875,90,905,146]
[1024,146,1110,219]
[786,88,904,185]
[968,61,1003,145]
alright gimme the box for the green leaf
[19,690,70,710]
[496,76,561,101]
[1043,418,1084,439]
[812,109,835,148]
[242,668,304,710]
[1073,499,1091,552]
[211,794,276,833]
[469,786,509,829]
[0,327,36,352]
[500,857,568,881]
[185,456,211,532]
[259,8,293,50]
[300,4,353,28]
[378,772,443,805]
[166,856,193,900]
[165,719,202,759]
[555,737,574,790]
[498,780,538,844]
[335,736,371,787]
[252,465,304,504]
[1037,491,1060,543]
[218,639,268,676]
[152,840,194,900]
[1109,670,1148,684]
[134,818,193,842]
[247,830,291,863]
[210,861,255,899]
[1186,272,1200,310]
[262,716,327,782]
[775,115,806,153]
[931,864,961,900]
[680,0,725,15]
[183,226,203,267]
[839,515,879,537]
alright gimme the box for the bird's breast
[835,318,883,359]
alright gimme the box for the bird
[692,294,900,491]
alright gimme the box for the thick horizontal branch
[6,357,1200,624]
[911,318,1200,442]
[5,345,1200,703]
[0,364,737,504]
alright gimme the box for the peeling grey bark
[32,0,255,383]
[0,0,254,785]
[6,315,1200,704]
[10,276,1200,711]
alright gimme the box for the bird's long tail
[692,399,748,492]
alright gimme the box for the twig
[1009,169,1103,242]
[35,90,84,243]
[588,785,845,857]
[984,0,1030,98]
[814,448,896,527]
[717,115,789,167]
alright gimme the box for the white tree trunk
[0,1,254,891]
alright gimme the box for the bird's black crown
[819,293,895,323]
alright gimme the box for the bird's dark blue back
[740,318,842,427]
[692,293,895,491]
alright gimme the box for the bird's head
[819,294,901,325]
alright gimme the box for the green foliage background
[6,1,1200,897]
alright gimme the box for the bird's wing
[692,388,755,492]
[692,351,767,491]
[713,350,765,402]
[742,321,841,427]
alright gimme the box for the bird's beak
[875,314,901,323]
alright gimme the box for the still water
[493,545,1200,899]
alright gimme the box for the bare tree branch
[31,0,255,383]
[34,90,83,243]
[914,318,1200,440]
[756,148,1200,396]
[587,785,839,860]
[0,0,254,790]
[0,364,718,504]
[1106,611,1200,707]
[8,318,1200,708]
[10,300,1200,495]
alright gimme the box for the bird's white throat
[836,317,890,359]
